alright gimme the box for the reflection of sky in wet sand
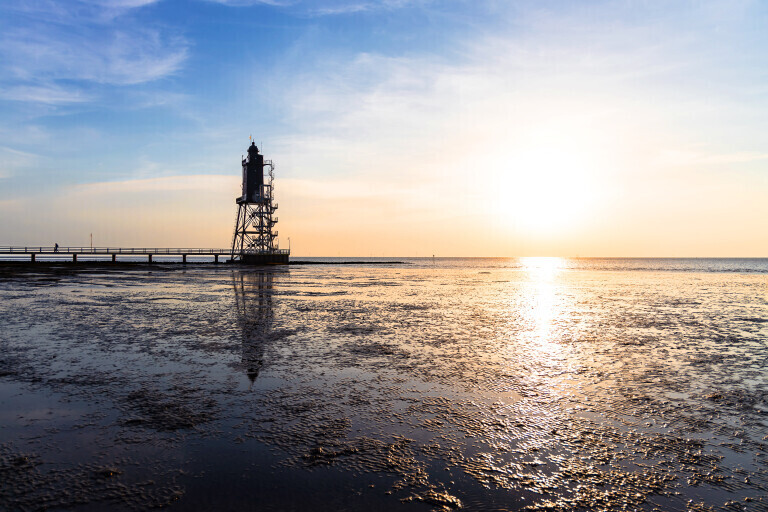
[0,260,767,510]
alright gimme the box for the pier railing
[0,246,236,263]
[0,246,291,263]
[0,246,231,255]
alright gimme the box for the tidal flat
[1,258,767,511]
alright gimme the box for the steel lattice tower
[230,142,289,264]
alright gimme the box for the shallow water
[1,258,767,511]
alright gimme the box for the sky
[0,0,767,257]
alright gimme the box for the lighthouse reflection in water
[233,270,275,383]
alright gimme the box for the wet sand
[1,259,767,510]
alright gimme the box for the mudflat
[1,258,767,511]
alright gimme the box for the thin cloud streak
[0,27,188,86]
[207,0,422,15]
[0,84,92,104]
[0,0,187,105]
[70,175,238,195]
[1,0,162,24]
[0,146,40,179]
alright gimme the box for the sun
[489,142,600,235]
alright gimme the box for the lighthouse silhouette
[230,141,289,264]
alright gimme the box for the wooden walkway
[0,246,232,263]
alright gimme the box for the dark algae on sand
[1,258,767,510]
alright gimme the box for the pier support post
[148,254,152,263]
[112,254,116,262]
[31,253,35,262]
[215,254,219,264]
[182,254,187,264]
[73,254,77,262]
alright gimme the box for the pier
[0,246,253,263]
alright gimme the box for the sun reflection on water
[520,257,566,350]
[520,256,566,276]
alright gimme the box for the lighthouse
[230,141,289,264]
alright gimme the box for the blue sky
[1,0,767,255]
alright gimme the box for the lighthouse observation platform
[0,246,289,264]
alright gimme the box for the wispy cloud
[203,0,292,7]
[207,0,421,15]
[89,0,160,8]
[0,146,40,179]
[653,149,768,168]
[309,4,369,15]
[0,0,187,105]
[1,25,187,85]
[305,1,423,16]
[70,175,238,195]
[0,198,22,209]
[0,84,92,104]
[3,0,162,24]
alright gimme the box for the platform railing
[240,249,290,255]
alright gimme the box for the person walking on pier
[54,243,58,253]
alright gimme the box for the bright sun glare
[490,140,600,235]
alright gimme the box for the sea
[0,257,766,511]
